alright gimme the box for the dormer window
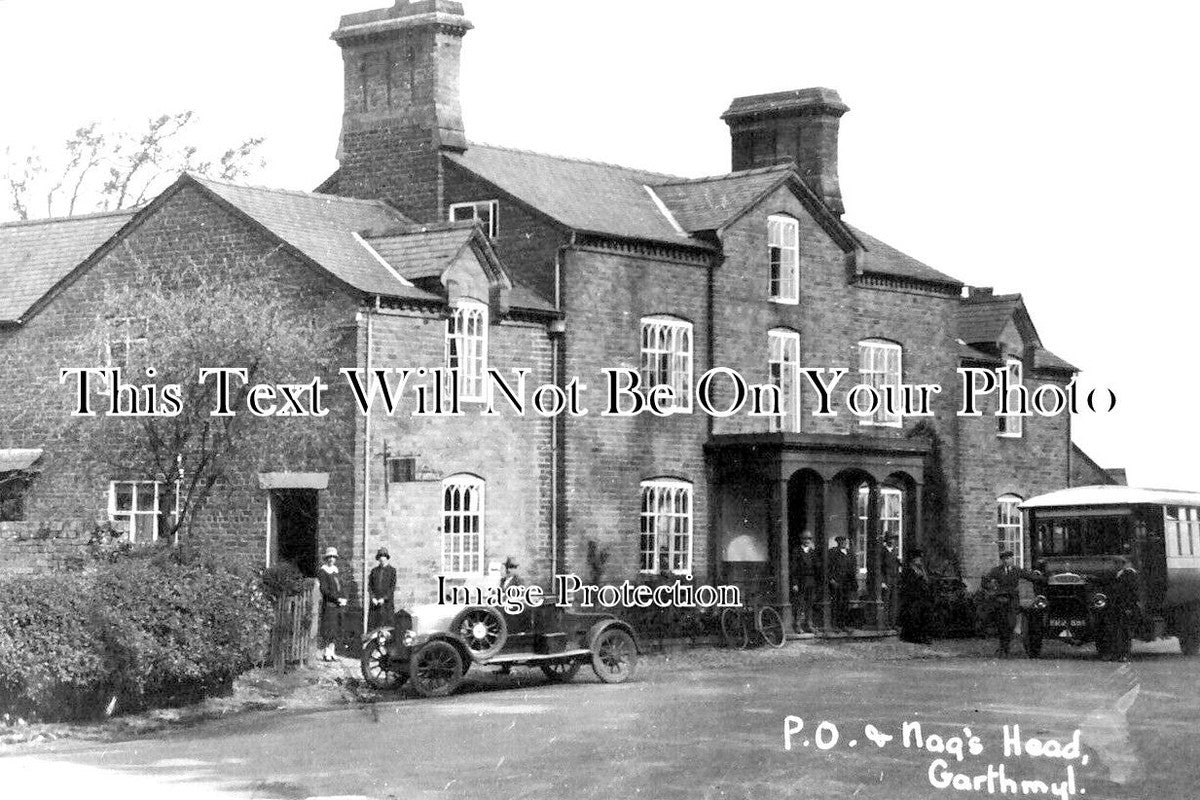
[768,214,799,304]
[445,300,488,402]
[998,358,1023,438]
[449,200,499,239]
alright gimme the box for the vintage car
[1020,486,1200,659]
[360,596,639,697]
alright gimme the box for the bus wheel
[1179,608,1200,657]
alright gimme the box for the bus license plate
[1049,617,1085,629]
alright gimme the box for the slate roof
[366,221,478,281]
[958,293,1023,344]
[190,175,438,301]
[444,144,696,246]
[1033,347,1077,373]
[651,165,795,233]
[848,226,962,287]
[0,210,135,323]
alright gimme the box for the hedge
[0,544,271,721]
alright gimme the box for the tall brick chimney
[722,88,849,215]
[332,1,472,222]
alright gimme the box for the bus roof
[1021,485,1200,509]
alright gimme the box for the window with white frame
[768,214,799,303]
[445,300,488,401]
[442,475,484,575]
[998,358,1024,437]
[449,200,499,238]
[1165,506,1200,559]
[105,317,149,368]
[997,494,1024,565]
[109,480,177,543]
[768,328,800,433]
[640,316,692,412]
[858,339,902,427]
[855,484,903,574]
[639,479,693,574]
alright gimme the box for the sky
[1,0,1197,488]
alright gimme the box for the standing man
[790,531,820,633]
[317,546,348,662]
[881,533,901,629]
[367,547,397,631]
[983,550,1041,657]
[827,535,857,633]
[899,549,933,644]
[499,556,523,591]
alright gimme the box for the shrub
[0,545,271,721]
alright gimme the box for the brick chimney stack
[331,0,472,221]
[722,88,849,215]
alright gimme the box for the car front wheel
[360,636,407,690]
[591,628,637,684]
[409,640,465,698]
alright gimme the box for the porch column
[868,481,882,628]
[770,476,791,628]
[820,480,831,631]
[913,483,925,552]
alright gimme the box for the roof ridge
[463,141,682,180]
[187,173,400,211]
[653,163,795,187]
[0,207,137,229]
[962,292,1022,304]
[367,220,477,239]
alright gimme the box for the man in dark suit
[827,535,857,633]
[367,547,397,631]
[881,533,901,629]
[790,531,821,633]
[983,550,1042,657]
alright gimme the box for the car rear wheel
[540,659,581,683]
[451,606,508,661]
[409,640,465,698]
[360,636,407,690]
[756,606,786,648]
[591,628,637,683]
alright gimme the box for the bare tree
[3,112,264,221]
[62,244,352,541]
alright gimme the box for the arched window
[768,328,800,433]
[768,214,799,303]
[640,316,692,412]
[442,475,484,575]
[857,339,902,427]
[997,494,1023,565]
[640,479,693,574]
[855,483,903,574]
[446,300,488,401]
[998,358,1023,438]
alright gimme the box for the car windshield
[1036,515,1131,557]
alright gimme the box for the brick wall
[0,521,90,576]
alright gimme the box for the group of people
[789,531,933,641]
[316,548,522,661]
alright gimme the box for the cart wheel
[540,659,582,683]
[408,640,465,698]
[591,628,637,683]
[756,606,786,648]
[451,606,508,661]
[360,636,407,690]
[721,608,750,650]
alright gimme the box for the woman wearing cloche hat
[317,546,347,661]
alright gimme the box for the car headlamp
[403,630,414,647]
[1091,593,1107,610]
[1032,595,1048,610]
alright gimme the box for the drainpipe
[549,235,574,578]
[360,298,377,632]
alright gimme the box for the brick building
[0,0,1117,631]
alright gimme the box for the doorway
[271,489,319,577]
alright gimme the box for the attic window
[449,200,499,239]
[768,215,799,304]
[998,358,1024,438]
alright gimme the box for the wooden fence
[269,578,320,672]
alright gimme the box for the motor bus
[1021,486,1200,659]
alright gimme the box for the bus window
[1039,519,1082,556]
[1084,516,1129,556]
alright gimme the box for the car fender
[586,618,640,654]
[415,632,473,667]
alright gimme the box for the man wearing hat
[899,549,933,644]
[499,556,523,591]
[983,549,1042,657]
[317,547,348,661]
[789,530,821,633]
[881,533,901,628]
[827,535,858,633]
[367,547,397,631]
